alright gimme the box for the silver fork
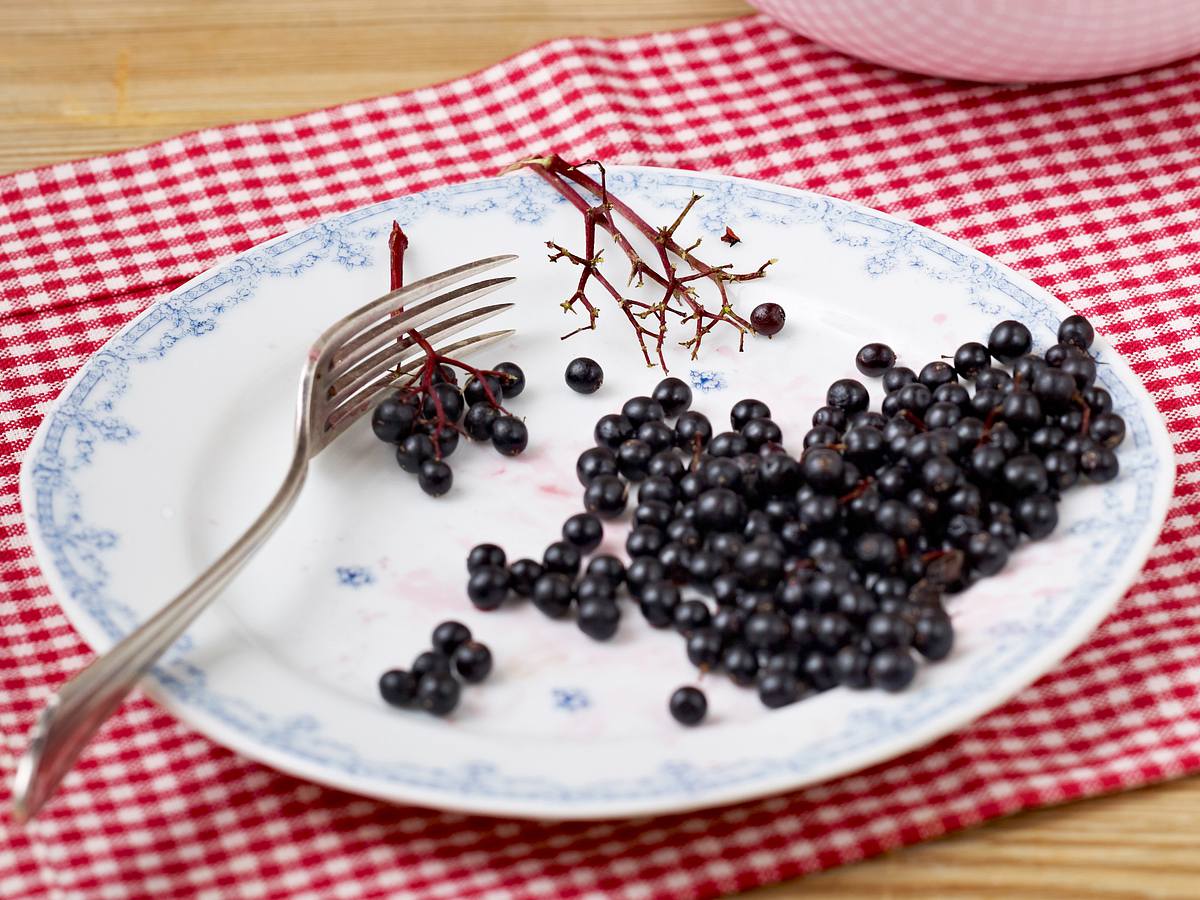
[12,254,518,822]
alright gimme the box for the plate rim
[17,164,1176,820]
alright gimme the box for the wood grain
[2,1,1197,896]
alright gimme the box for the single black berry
[855,342,896,377]
[396,433,436,473]
[452,640,493,683]
[467,565,509,610]
[468,543,506,573]
[594,413,634,450]
[578,598,621,640]
[418,459,453,496]
[616,438,653,481]
[562,512,603,552]
[952,342,991,378]
[464,373,504,406]
[565,357,604,393]
[379,669,417,707]
[493,361,525,398]
[652,377,693,418]
[583,474,628,518]
[751,302,786,337]
[431,620,471,656]
[508,558,544,596]
[422,383,465,423]
[757,671,801,708]
[1058,315,1095,350]
[542,540,582,577]
[988,320,1033,364]
[669,686,708,725]
[731,398,772,431]
[416,672,461,716]
[372,396,416,443]
[586,554,626,587]
[622,395,666,427]
[882,367,917,393]
[490,416,528,456]
[531,572,574,618]
[675,411,713,451]
[577,446,618,485]
[463,403,500,440]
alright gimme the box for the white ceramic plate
[20,166,1173,820]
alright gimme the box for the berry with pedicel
[422,383,465,423]
[1058,315,1095,350]
[952,342,991,378]
[675,410,713,451]
[750,302,786,336]
[508,558,543,596]
[493,361,526,398]
[583,554,624,588]
[464,373,504,407]
[826,378,869,413]
[565,357,604,393]
[855,342,896,377]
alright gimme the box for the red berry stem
[513,154,774,371]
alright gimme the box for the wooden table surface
[3,1,1197,896]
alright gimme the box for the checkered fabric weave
[3,14,1199,899]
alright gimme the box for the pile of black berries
[378,620,493,716]
[371,360,528,496]
[463,315,1122,726]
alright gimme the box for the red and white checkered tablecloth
[2,14,1199,899]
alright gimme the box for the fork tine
[312,255,516,369]
[327,276,513,380]
[317,329,516,451]
[325,302,513,408]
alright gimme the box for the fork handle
[12,452,309,823]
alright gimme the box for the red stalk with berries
[370,222,529,496]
